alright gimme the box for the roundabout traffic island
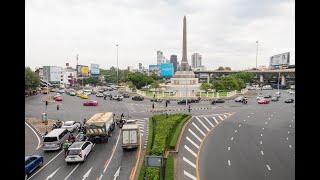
[26,117,59,136]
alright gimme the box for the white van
[42,129,70,151]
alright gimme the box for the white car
[256,96,264,100]
[288,90,295,94]
[96,93,104,97]
[61,121,80,132]
[65,141,93,163]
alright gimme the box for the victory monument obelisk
[169,16,200,97]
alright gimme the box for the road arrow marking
[82,167,92,180]
[113,166,121,180]
[45,167,60,180]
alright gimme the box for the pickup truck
[122,121,140,150]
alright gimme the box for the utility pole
[116,44,119,86]
[256,41,259,69]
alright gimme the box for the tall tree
[217,66,225,70]
[25,67,40,90]
[200,83,212,92]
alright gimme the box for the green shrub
[169,115,190,149]
[145,167,160,180]
[165,155,174,180]
[146,117,155,155]
[138,165,146,180]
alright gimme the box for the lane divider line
[196,117,210,132]
[192,123,206,137]
[188,129,202,142]
[64,163,80,180]
[103,130,121,173]
[184,170,197,180]
[184,145,197,157]
[183,157,196,168]
[203,117,214,128]
[186,137,200,149]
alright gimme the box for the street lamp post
[256,41,259,69]
[116,44,119,85]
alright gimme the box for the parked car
[25,155,43,178]
[111,95,123,101]
[177,99,190,104]
[65,141,93,163]
[61,121,81,132]
[96,93,104,97]
[258,98,270,104]
[284,99,294,103]
[211,99,225,104]
[132,96,144,101]
[123,93,130,98]
[271,96,279,101]
[83,100,98,106]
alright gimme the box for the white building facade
[191,53,202,68]
[157,51,164,65]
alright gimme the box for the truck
[85,112,115,143]
[122,121,140,150]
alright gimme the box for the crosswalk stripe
[183,157,196,168]
[184,145,197,157]
[212,117,219,124]
[218,115,224,121]
[203,117,214,128]
[224,114,228,118]
[188,129,202,142]
[192,122,206,136]
[186,137,200,149]
[184,170,197,180]
[195,117,210,132]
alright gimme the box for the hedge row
[165,155,174,180]
[145,167,160,180]
[146,117,155,155]
[138,165,146,180]
[168,115,191,149]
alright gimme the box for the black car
[284,99,294,103]
[150,99,163,102]
[123,93,130,98]
[177,99,199,104]
[132,96,144,101]
[211,99,225,104]
[264,95,272,98]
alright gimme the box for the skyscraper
[157,51,164,65]
[191,53,202,68]
[170,55,178,72]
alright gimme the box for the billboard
[149,65,160,71]
[77,65,89,77]
[160,63,174,77]
[90,64,100,75]
[270,52,290,67]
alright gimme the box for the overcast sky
[25,0,295,70]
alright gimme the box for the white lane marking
[212,117,219,124]
[261,151,264,155]
[218,115,224,121]
[82,167,93,180]
[266,164,272,171]
[262,127,264,130]
[260,140,263,145]
[27,150,64,179]
[268,117,271,120]
[239,124,241,127]
[183,157,196,168]
[288,131,290,134]
[291,119,294,122]
[228,146,230,151]
[228,160,231,166]
[196,117,210,131]
[286,137,289,141]
[186,136,200,149]
[231,137,234,141]
[203,117,214,128]
[251,112,254,115]
[98,174,103,180]
[184,170,197,180]
[188,129,202,142]
[184,145,197,157]
[25,122,41,150]
[261,134,263,137]
[113,166,120,180]
[103,130,121,173]
[289,124,291,128]
[265,121,268,125]
[248,116,250,118]
[45,167,61,180]
[192,122,206,137]
[64,163,80,180]
[234,130,238,133]
[224,114,228,118]
[243,119,246,122]
[289,145,292,149]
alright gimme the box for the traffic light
[188,105,191,112]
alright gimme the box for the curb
[25,120,44,137]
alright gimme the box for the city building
[35,67,44,80]
[191,53,202,68]
[43,66,65,85]
[170,55,178,72]
[157,51,164,65]
[139,63,142,70]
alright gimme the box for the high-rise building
[139,63,142,70]
[191,53,202,68]
[170,55,178,72]
[157,51,164,65]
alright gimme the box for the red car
[258,98,270,104]
[54,95,63,101]
[83,100,98,106]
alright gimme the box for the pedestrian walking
[152,103,155,109]
[57,104,60,111]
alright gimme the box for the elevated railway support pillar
[259,74,264,83]
[281,74,286,86]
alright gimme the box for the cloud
[25,0,295,70]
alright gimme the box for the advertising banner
[77,65,89,77]
[149,65,160,71]
[270,52,290,66]
[90,64,100,75]
[160,63,174,77]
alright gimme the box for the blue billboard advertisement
[90,64,100,75]
[149,65,160,71]
[160,63,174,77]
